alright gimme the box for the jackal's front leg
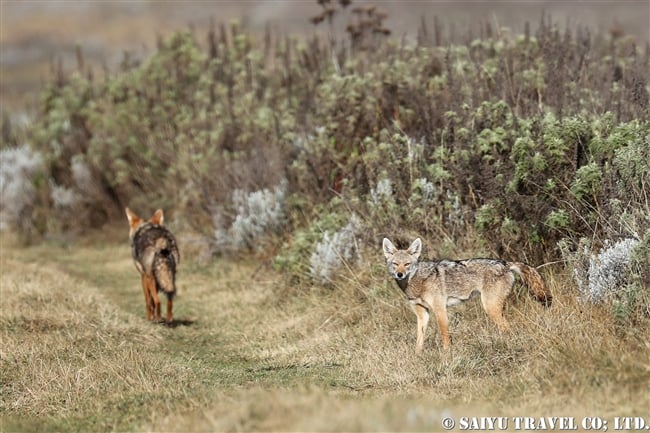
[411,304,430,353]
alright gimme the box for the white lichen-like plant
[577,238,640,302]
[50,157,100,210]
[369,178,393,205]
[49,180,79,208]
[408,177,439,210]
[415,177,436,203]
[71,156,101,198]
[0,146,43,230]
[446,190,464,225]
[310,214,363,284]
[219,179,287,250]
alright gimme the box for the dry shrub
[22,16,648,249]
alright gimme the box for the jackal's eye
[404,262,411,267]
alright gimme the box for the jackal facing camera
[126,208,180,325]
[382,237,552,351]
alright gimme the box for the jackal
[126,208,180,325]
[382,238,552,351]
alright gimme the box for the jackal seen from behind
[126,208,180,325]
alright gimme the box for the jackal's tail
[509,262,552,307]
[153,237,178,299]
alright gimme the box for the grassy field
[1,228,648,432]
[2,1,649,431]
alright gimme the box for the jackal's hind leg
[481,293,510,332]
[147,277,162,322]
[433,306,451,351]
[141,275,155,321]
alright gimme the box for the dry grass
[1,231,648,432]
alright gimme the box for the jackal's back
[132,224,180,280]
[413,258,512,299]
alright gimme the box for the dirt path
[0,239,378,431]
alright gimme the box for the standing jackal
[126,208,180,325]
[382,238,552,351]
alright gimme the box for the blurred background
[2,1,649,113]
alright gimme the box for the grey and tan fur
[382,237,552,351]
[126,208,180,325]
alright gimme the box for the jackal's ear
[408,238,422,259]
[382,238,396,259]
[125,207,141,226]
[150,209,164,226]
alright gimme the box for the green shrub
[7,13,647,298]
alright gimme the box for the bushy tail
[510,262,552,307]
[153,238,178,299]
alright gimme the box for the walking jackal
[382,238,552,351]
[126,208,180,325]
